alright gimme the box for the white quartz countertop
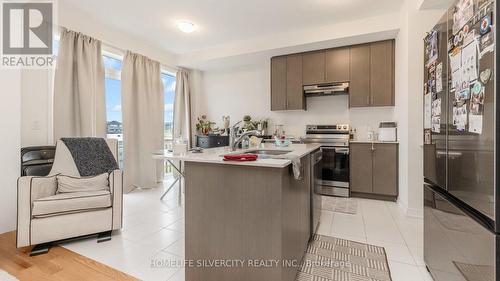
[152,143,322,168]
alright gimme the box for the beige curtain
[53,28,105,140]
[122,52,164,192]
[173,69,192,148]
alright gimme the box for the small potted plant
[242,115,257,131]
[196,115,215,135]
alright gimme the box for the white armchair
[16,139,123,255]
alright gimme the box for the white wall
[194,63,395,139]
[395,0,445,216]
[21,69,53,147]
[0,69,22,233]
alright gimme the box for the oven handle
[321,147,349,154]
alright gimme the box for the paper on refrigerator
[436,63,443,93]
[424,93,432,129]
[469,114,483,134]
[449,49,462,73]
[461,41,478,82]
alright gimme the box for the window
[104,54,124,168]
[162,73,176,148]
[162,72,176,174]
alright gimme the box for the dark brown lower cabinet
[350,143,398,200]
[185,155,311,281]
[350,143,373,194]
[372,144,398,196]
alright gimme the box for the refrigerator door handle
[436,150,446,158]
[448,151,462,159]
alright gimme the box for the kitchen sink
[245,150,292,156]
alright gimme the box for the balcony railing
[107,134,174,174]
[164,138,173,174]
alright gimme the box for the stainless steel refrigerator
[423,0,498,280]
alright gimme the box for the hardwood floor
[0,231,138,281]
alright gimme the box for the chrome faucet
[229,120,261,151]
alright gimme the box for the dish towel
[271,154,302,180]
[223,154,258,162]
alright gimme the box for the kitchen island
[161,144,321,281]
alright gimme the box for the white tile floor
[317,198,433,281]
[61,178,433,281]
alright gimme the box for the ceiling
[62,0,404,55]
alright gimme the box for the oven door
[321,146,349,187]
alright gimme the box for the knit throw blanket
[61,138,119,176]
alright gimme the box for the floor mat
[297,234,392,281]
[453,261,494,281]
[322,196,358,215]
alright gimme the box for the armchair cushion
[32,190,112,218]
[30,175,59,200]
[57,173,109,193]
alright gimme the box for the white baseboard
[397,200,423,219]
[405,207,423,218]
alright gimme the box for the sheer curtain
[173,68,192,147]
[53,28,105,140]
[121,51,164,192]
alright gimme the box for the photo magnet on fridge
[480,14,492,35]
[426,30,439,66]
[480,68,492,84]
[471,82,485,105]
[479,32,494,56]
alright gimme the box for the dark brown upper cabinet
[326,47,350,83]
[349,44,371,107]
[370,40,395,106]
[302,51,325,85]
[271,39,395,111]
[270,54,305,111]
[286,54,305,110]
[271,56,287,111]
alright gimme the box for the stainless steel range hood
[303,82,349,97]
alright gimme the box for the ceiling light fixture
[176,20,197,33]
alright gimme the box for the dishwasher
[310,149,322,237]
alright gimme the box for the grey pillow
[57,173,109,193]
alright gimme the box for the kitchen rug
[322,196,358,215]
[453,261,494,281]
[296,234,392,281]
